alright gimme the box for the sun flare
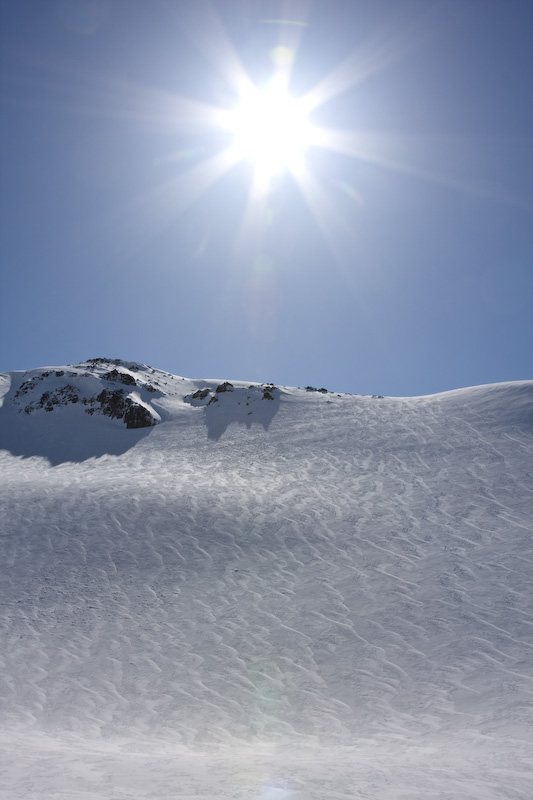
[229,79,314,183]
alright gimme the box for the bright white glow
[230,80,314,183]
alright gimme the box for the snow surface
[1,360,532,799]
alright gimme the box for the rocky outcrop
[191,388,210,400]
[215,382,234,393]
[124,403,156,429]
[22,384,80,414]
[85,388,156,428]
[102,369,137,386]
[13,360,159,429]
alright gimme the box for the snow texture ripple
[1,361,532,798]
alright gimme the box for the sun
[229,78,314,185]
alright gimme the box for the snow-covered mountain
[1,359,532,799]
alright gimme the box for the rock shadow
[0,409,153,466]
[185,382,281,441]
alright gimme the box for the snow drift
[1,359,532,799]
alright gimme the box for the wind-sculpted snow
[0,363,532,798]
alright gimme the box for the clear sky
[1,0,532,397]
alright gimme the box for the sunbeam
[174,0,255,99]
[26,0,514,275]
[99,144,242,267]
[147,1,459,256]
[299,7,437,113]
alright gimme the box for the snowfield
[1,360,532,799]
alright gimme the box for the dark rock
[124,403,156,429]
[192,388,210,400]
[95,389,127,419]
[87,357,123,366]
[103,369,136,386]
[33,387,80,412]
[38,392,51,408]
[14,377,41,400]
[215,382,233,393]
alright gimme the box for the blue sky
[1,0,532,396]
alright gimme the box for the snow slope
[1,360,532,799]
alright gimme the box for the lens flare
[84,3,465,267]
[229,79,314,185]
